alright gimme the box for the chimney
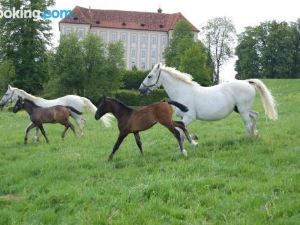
[157,7,162,13]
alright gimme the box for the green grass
[0,79,299,225]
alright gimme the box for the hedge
[114,89,167,106]
[121,68,150,90]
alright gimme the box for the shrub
[114,89,167,106]
[121,67,150,90]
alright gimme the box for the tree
[179,42,212,86]
[0,0,54,93]
[104,41,125,94]
[54,34,85,95]
[290,19,300,78]
[82,33,106,99]
[202,17,236,83]
[47,34,125,101]
[164,20,212,85]
[0,60,15,93]
[235,27,261,79]
[235,20,299,79]
[164,20,194,68]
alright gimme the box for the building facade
[59,6,199,70]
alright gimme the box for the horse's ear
[8,85,11,90]
[157,63,160,69]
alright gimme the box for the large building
[59,6,199,70]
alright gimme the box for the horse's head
[139,63,162,95]
[0,85,18,107]
[95,96,110,120]
[13,96,24,113]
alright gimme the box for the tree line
[235,20,300,79]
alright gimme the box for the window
[140,61,146,69]
[64,28,72,35]
[151,49,157,58]
[121,33,127,42]
[100,32,107,42]
[77,29,85,40]
[151,35,157,45]
[141,48,147,58]
[161,35,167,45]
[110,32,117,42]
[141,35,148,44]
[131,48,137,58]
[131,33,137,43]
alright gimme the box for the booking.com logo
[0,7,72,20]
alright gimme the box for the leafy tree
[179,42,212,86]
[291,19,300,77]
[202,17,236,83]
[54,34,85,95]
[0,0,54,93]
[235,27,261,79]
[104,41,125,94]
[82,33,106,99]
[47,34,125,101]
[0,60,15,92]
[164,20,194,68]
[236,20,299,79]
[164,20,212,85]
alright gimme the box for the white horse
[139,63,277,144]
[0,85,113,135]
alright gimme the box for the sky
[50,0,300,80]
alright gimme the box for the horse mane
[108,98,133,111]
[160,65,199,86]
[23,98,41,108]
[14,88,39,102]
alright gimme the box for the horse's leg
[162,122,187,156]
[61,120,76,139]
[37,124,49,143]
[24,123,36,144]
[34,127,39,143]
[108,133,128,161]
[134,132,143,155]
[177,115,198,146]
[68,121,76,136]
[71,114,85,137]
[250,111,259,137]
[240,111,254,137]
[61,126,69,139]
[173,121,193,144]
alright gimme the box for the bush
[114,89,167,106]
[121,67,150,90]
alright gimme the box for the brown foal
[13,97,76,144]
[95,97,192,160]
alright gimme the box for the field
[0,79,299,225]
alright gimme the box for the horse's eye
[148,75,152,79]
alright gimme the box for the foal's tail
[248,79,278,120]
[168,100,189,112]
[81,97,113,127]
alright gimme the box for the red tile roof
[60,6,199,32]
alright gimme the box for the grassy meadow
[0,79,299,225]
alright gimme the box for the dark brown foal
[13,97,76,144]
[95,97,192,160]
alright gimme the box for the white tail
[81,97,113,127]
[248,79,278,120]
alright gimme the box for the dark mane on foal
[22,98,41,108]
[107,97,133,111]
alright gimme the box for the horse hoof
[182,149,188,157]
[191,140,198,146]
